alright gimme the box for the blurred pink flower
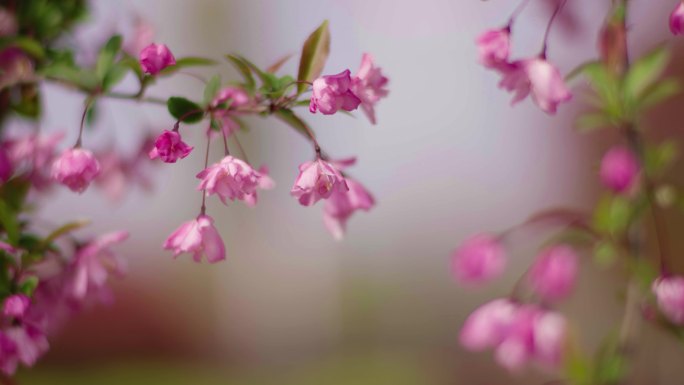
[323,178,375,240]
[68,231,129,300]
[139,43,176,75]
[123,17,154,56]
[0,325,48,376]
[211,87,251,109]
[351,53,389,124]
[163,215,226,264]
[244,166,275,207]
[671,2,684,35]
[528,245,578,302]
[600,146,639,194]
[0,146,12,183]
[499,58,572,114]
[653,275,684,324]
[95,138,156,202]
[197,156,273,206]
[476,28,510,69]
[51,148,101,193]
[6,131,63,189]
[149,130,193,163]
[309,70,361,115]
[459,298,518,351]
[2,294,29,319]
[291,159,348,206]
[451,234,507,285]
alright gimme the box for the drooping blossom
[2,294,29,319]
[600,146,639,194]
[309,70,362,115]
[671,2,684,35]
[476,28,510,68]
[6,131,63,189]
[291,158,348,206]
[451,234,507,285]
[459,298,518,351]
[498,57,572,114]
[67,231,129,300]
[196,156,274,205]
[139,43,176,75]
[460,300,567,371]
[528,245,579,302]
[51,148,101,193]
[0,325,49,376]
[163,215,226,263]
[148,130,193,163]
[323,178,375,240]
[652,275,684,325]
[350,53,389,124]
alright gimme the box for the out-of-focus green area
[18,352,446,385]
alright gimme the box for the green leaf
[267,53,294,73]
[565,60,600,83]
[0,200,19,245]
[0,179,30,212]
[203,74,222,106]
[624,46,670,102]
[225,54,256,92]
[167,97,204,124]
[639,78,681,110]
[629,258,659,290]
[594,241,619,269]
[158,56,216,76]
[18,276,38,296]
[42,64,99,91]
[644,141,678,177]
[297,20,330,93]
[0,37,46,59]
[95,35,123,81]
[576,112,613,132]
[42,219,90,248]
[593,333,626,384]
[275,108,310,138]
[102,62,129,91]
[581,62,622,117]
[594,195,632,236]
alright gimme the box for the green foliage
[16,0,88,42]
[225,54,256,92]
[203,75,222,107]
[297,20,330,93]
[167,97,204,124]
[594,241,619,269]
[95,35,123,81]
[644,141,678,178]
[594,195,632,236]
[158,57,217,76]
[275,108,310,138]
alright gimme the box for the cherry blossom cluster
[461,0,684,382]
[0,1,387,377]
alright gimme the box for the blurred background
[13,0,684,384]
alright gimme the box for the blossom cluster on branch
[456,0,684,383]
[0,1,388,377]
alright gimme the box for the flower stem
[507,0,533,28]
[74,96,95,148]
[541,0,569,56]
[200,134,211,216]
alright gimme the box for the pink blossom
[124,17,154,56]
[6,131,63,188]
[671,2,684,35]
[149,130,193,163]
[600,146,639,194]
[2,294,29,319]
[350,53,389,124]
[451,234,507,285]
[499,58,572,114]
[0,147,12,182]
[68,231,129,300]
[323,178,375,240]
[139,43,176,75]
[51,148,101,193]
[244,166,275,207]
[476,28,510,68]
[528,245,578,302]
[461,301,567,371]
[291,159,348,206]
[163,215,226,264]
[0,325,48,376]
[459,298,518,351]
[309,70,362,115]
[211,87,251,109]
[652,275,684,324]
[95,139,155,202]
[196,156,273,206]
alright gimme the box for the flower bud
[476,28,510,68]
[671,2,684,35]
[2,294,29,319]
[451,234,507,285]
[148,130,193,163]
[139,43,176,75]
[51,148,100,193]
[528,245,578,302]
[600,146,639,194]
[652,275,684,325]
